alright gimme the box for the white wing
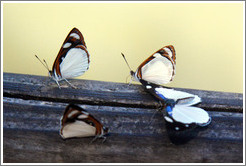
[155,87,201,106]
[60,47,90,79]
[141,53,175,85]
[172,105,211,125]
[60,120,96,139]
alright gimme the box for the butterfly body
[60,104,108,140]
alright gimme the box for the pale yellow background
[2,2,244,93]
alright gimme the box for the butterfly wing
[155,87,201,106]
[135,45,176,85]
[139,79,211,131]
[52,28,90,81]
[60,104,107,139]
[171,105,211,125]
[140,79,200,106]
[163,105,211,131]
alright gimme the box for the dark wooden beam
[3,72,243,112]
[2,72,243,163]
[3,128,243,163]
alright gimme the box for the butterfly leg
[148,109,159,126]
[89,135,99,144]
[102,136,107,143]
[148,101,165,125]
[128,77,133,86]
[64,78,77,89]
[157,101,164,111]
[55,80,61,89]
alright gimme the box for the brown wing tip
[71,27,79,31]
[165,45,175,52]
[68,27,82,35]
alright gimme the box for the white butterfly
[122,46,211,130]
[35,28,90,88]
[60,104,108,140]
[122,45,176,85]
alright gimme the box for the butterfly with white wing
[35,28,90,89]
[122,45,176,85]
[60,104,108,141]
[122,45,211,131]
[140,79,211,131]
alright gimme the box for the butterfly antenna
[43,59,51,71]
[121,53,132,71]
[122,53,134,86]
[35,55,50,71]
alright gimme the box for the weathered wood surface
[3,73,243,112]
[3,72,244,163]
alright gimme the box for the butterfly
[122,46,211,131]
[35,28,90,89]
[140,79,211,131]
[122,45,176,85]
[60,104,108,141]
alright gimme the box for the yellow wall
[2,2,244,93]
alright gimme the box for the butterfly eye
[130,71,135,76]
[48,71,53,77]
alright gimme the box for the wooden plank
[3,129,243,163]
[3,98,243,163]
[3,72,243,112]
[3,98,243,140]
[3,73,243,163]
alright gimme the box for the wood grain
[3,73,243,163]
[3,73,243,112]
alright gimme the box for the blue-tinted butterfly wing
[162,105,211,131]
[139,79,201,106]
[139,79,211,131]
